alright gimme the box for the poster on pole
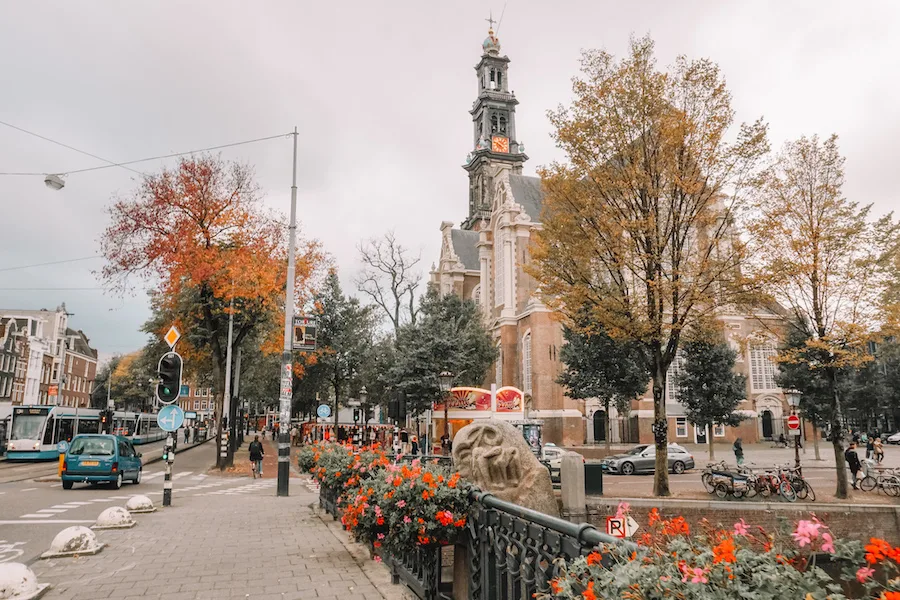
[292,316,317,351]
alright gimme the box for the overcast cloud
[1,0,898,362]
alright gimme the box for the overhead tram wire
[0,255,101,273]
[0,130,292,177]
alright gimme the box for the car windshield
[68,437,115,456]
[10,415,44,440]
[626,446,647,455]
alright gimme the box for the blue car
[62,434,143,489]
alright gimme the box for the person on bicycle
[845,442,861,490]
[249,435,265,478]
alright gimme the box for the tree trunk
[604,398,611,453]
[826,368,849,499]
[812,424,821,460]
[651,359,670,497]
[708,423,715,461]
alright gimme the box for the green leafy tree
[558,323,649,451]
[391,286,497,418]
[314,271,376,426]
[678,332,747,460]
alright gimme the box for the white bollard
[92,506,136,530]
[125,495,156,514]
[40,526,104,559]
[0,563,50,600]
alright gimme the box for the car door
[117,439,134,478]
[124,440,139,475]
[636,448,656,472]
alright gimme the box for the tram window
[42,416,55,444]
[58,418,74,442]
[79,419,99,434]
[141,419,149,435]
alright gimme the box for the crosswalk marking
[143,472,164,480]
[91,498,114,503]
[109,496,130,499]
[173,471,193,480]
[51,505,78,509]
[20,513,53,518]
[37,509,68,514]
[63,501,92,506]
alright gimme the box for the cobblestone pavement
[31,474,414,600]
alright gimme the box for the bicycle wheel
[759,480,772,498]
[803,482,816,502]
[882,476,900,497]
[793,478,808,500]
[715,482,729,499]
[779,480,797,502]
[860,476,877,492]
[702,472,715,493]
[745,478,758,499]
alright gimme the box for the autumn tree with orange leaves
[528,36,768,496]
[745,134,897,499]
[99,155,321,467]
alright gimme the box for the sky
[1,0,899,363]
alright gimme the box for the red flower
[648,508,661,526]
[582,580,597,600]
[586,552,602,566]
[436,511,454,527]
[454,518,466,528]
[712,537,736,564]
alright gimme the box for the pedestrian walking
[411,436,419,455]
[874,437,885,463]
[291,426,299,447]
[845,442,861,490]
[732,438,744,466]
[184,427,189,444]
[249,435,265,478]
[866,436,875,459]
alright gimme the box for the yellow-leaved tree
[745,134,897,499]
[528,35,768,496]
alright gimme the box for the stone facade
[432,27,791,447]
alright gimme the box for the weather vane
[485,11,496,31]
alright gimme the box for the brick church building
[432,27,794,448]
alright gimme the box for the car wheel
[672,461,685,475]
[113,473,123,490]
[62,480,73,490]
[621,462,635,475]
[134,469,142,485]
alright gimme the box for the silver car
[602,444,695,475]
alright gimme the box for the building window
[666,351,685,402]
[713,423,726,438]
[194,400,200,410]
[201,401,208,410]
[472,284,481,307]
[676,417,688,438]
[495,342,503,386]
[522,331,533,393]
[750,343,778,391]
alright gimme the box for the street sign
[157,405,185,432]
[316,404,331,419]
[180,384,190,397]
[164,325,181,348]
[606,516,640,539]
[292,316,317,351]
[788,415,801,430]
[57,441,69,454]
[185,411,198,419]
[347,399,361,407]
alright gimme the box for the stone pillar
[560,452,586,522]
[453,543,469,600]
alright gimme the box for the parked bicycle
[859,460,900,496]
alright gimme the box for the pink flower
[733,519,749,537]
[373,555,382,563]
[374,506,382,517]
[856,567,875,583]
[397,500,406,508]
[615,502,631,519]
[377,533,385,540]
[403,516,412,524]
[820,532,835,554]
[791,519,821,547]
[679,564,708,584]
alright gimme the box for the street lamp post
[785,389,803,472]
[438,371,454,456]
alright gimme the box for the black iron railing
[319,481,630,600]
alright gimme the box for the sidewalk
[29,473,413,600]
[209,434,301,479]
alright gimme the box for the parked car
[887,432,900,445]
[602,443,695,475]
[61,434,143,490]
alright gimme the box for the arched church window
[499,115,507,135]
[490,114,498,133]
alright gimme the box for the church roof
[450,229,480,271]
[508,174,543,221]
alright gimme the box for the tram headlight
[33,442,40,449]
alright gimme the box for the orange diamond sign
[164,325,181,348]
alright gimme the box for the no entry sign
[787,414,801,431]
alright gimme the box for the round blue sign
[157,405,185,432]
[57,440,69,453]
[316,404,331,419]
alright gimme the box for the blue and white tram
[6,406,166,461]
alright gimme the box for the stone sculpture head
[452,419,558,516]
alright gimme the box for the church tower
[461,25,528,231]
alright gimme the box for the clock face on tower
[491,135,510,153]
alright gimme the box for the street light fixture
[44,174,65,190]
[438,371,454,455]
[784,388,803,471]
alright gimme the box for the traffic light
[156,352,183,404]
[353,409,360,423]
[99,410,112,434]
[388,391,407,422]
